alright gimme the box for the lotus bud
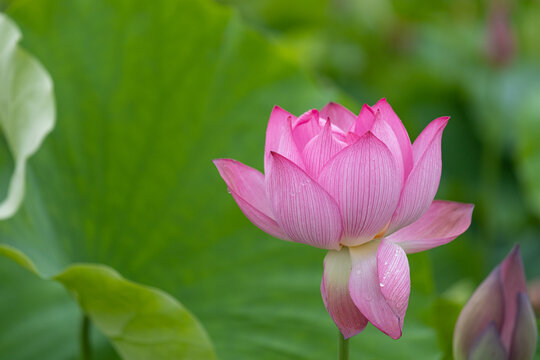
[454,245,538,360]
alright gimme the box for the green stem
[338,331,349,360]
[81,315,91,360]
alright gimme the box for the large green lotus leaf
[0,245,215,359]
[55,264,215,360]
[0,12,215,360]
[0,0,441,358]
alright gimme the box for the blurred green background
[0,0,538,359]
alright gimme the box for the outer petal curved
[348,240,407,339]
[377,239,410,325]
[467,324,507,360]
[499,245,528,349]
[386,200,473,254]
[302,120,347,178]
[318,133,401,246]
[352,104,375,136]
[320,102,356,133]
[387,117,449,234]
[321,248,368,339]
[372,99,413,177]
[371,111,404,185]
[267,152,342,250]
[509,293,538,360]
[213,159,287,239]
[264,106,300,175]
[453,268,505,360]
[343,131,360,145]
[292,109,321,152]
[265,105,295,155]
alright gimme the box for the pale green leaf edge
[0,244,217,360]
[0,13,55,219]
[0,12,216,360]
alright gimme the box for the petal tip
[360,103,374,113]
[269,151,280,160]
[510,243,520,254]
[212,158,229,167]
[341,329,361,340]
[389,328,403,340]
[213,158,237,173]
[379,320,403,340]
[462,202,475,215]
[503,244,524,269]
[435,116,450,129]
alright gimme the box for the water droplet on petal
[379,282,385,287]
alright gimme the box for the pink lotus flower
[214,99,473,339]
[453,246,538,360]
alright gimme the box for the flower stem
[338,331,349,360]
[81,315,91,360]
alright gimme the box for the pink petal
[321,248,368,339]
[302,120,347,177]
[320,102,356,132]
[386,200,473,253]
[213,159,287,239]
[372,98,413,177]
[348,240,407,339]
[265,106,295,157]
[371,111,405,184]
[266,152,342,250]
[342,131,360,145]
[453,268,505,360]
[387,117,449,233]
[377,239,410,324]
[264,106,301,175]
[499,245,528,349]
[292,109,322,152]
[318,133,401,246]
[410,116,449,161]
[352,104,375,136]
[509,293,537,360]
[467,323,507,360]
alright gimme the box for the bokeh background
[0,0,539,359]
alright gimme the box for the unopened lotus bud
[454,245,537,360]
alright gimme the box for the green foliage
[0,244,216,360]
[218,2,540,357]
[0,13,54,219]
[0,244,37,274]
[0,10,216,359]
[0,0,442,358]
[55,264,216,360]
[1,0,539,358]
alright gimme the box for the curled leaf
[0,245,216,360]
[0,14,55,219]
